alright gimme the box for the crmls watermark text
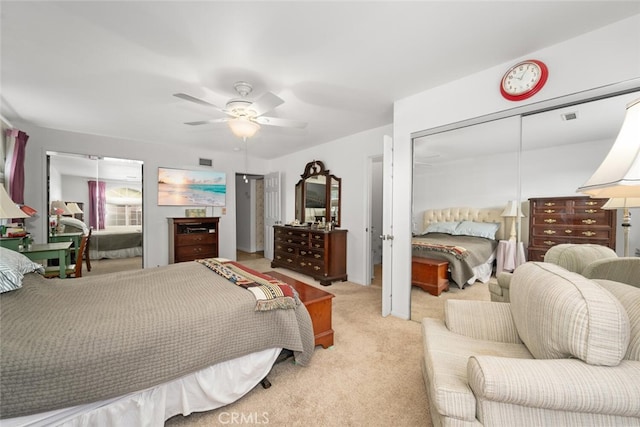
[218,412,269,424]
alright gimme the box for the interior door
[381,135,393,316]
[263,171,281,260]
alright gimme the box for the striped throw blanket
[197,258,300,311]
[412,240,469,260]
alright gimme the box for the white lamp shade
[66,202,83,214]
[602,197,640,209]
[228,117,260,138]
[500,200,524,217]
[577,98,640,198]
[50,200,71,215]
[0,186,29,219]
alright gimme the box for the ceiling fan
[174,81,307,139]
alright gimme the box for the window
[105,187,142,227]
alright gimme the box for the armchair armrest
[468,357,640,418]
[444,300,521,344]
[583,258,640,288]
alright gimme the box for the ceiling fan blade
[184,118,228,126]
[255,116,307,128]
[249,92,284,116]
[174,93,225,112]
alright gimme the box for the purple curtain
[5,129,29,204]
[88,180,106,230]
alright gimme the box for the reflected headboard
[422,207,506,241]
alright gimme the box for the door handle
[380,234,394,240]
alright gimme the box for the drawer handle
[314,254,321,259]
[544,202,555,206]
[300,250,307,255]
[314,244,321,248]
[313,266,321,271]
[582,219,597,225]
[300,262,306,267]
[300,233,307,237]
[287,232,293,235]
[287,248,293,252]
[286,258,293,263]
[544,209,555,214]
[544,219,556,224]
[565,229,573,234]
[544,240,555,246]
[586,201,598,206]
[538,254,545,260]
[287,239,293,243]
[543,230,556,235]
[275,255,281,260]
[584,209,598,214]
[582,231,596,237]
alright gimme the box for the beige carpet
[163,259,492,426]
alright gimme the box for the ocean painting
[158,167,226,207]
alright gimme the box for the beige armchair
[422,262,640,426]
[490,243,619,302]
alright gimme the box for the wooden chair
[85,227,92,272]
[44,234,88,278]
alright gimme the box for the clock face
[500,60,548,101]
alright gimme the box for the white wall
[20,124,268,268]
[268,124,391,285]
[392,15,640,319]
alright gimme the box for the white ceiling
[2,1,639,159]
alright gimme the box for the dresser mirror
[294,160,341,227]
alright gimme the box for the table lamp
[577,98,640,256]
[500,200,524,242]
[0,186,29,236]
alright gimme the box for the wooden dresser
[168,217,219,263]
[527,196,616,262]
[271,225,347,285]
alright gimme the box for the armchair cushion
[445,300,521,344]
[510,262,630,366]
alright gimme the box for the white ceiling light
[227,117,260,139]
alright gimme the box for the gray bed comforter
[412,232,497,288]
[90,230,142,251]
[0,262,314,419]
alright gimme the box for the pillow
[453,220,499,240]
[0,247,45,293]
[510,262,630,366]
[423,221,460,235]
[59,217,89,234]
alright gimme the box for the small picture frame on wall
[185,208,206,217]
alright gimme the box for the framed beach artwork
[158,167,226,207]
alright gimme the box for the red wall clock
[500,59,548,101]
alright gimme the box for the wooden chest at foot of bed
[265,271,335,349]
[411,257,449,296]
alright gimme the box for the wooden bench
[411,257,449,296]
[264,271,335,349]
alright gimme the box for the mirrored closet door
[47,152,144,272]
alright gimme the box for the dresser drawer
[299,247,324,260]
[530,226,612,240]
[176,232,217,245]
[176,244,217,260]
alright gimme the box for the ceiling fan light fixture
[228,117,260,139]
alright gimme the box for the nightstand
[496,240,526,274]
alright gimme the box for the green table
[49,232,83,259]
[21,242,72,278]
[0,237,26,251]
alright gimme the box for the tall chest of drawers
[527,196,616,262]
[271,225,347,286]
[168,217,219,263]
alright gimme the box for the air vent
[561,112,578,121]
[199,158,213,167]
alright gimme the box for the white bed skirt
[1,348,281,427]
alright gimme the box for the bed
[59,218,143,259]
[411,207,506,289]
[0,249,314,425]
[89,226,143,259]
